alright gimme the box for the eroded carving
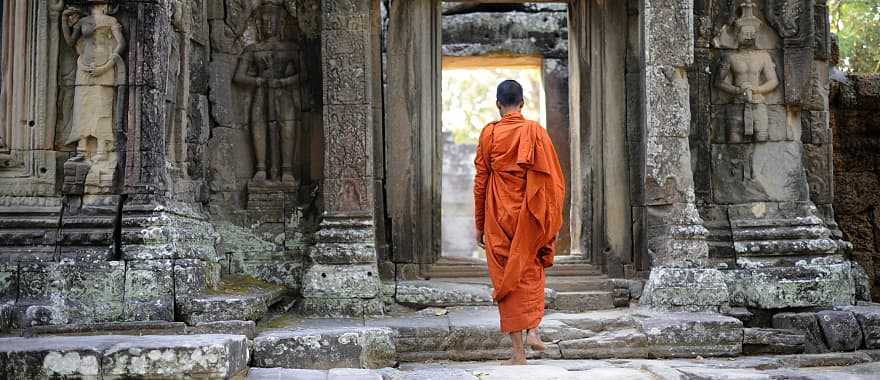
[715,1,779,143]
[234,0,303,190]
[60,0,126,193]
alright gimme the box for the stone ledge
[0,334,248,379]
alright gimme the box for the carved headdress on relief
[714,0,780,50]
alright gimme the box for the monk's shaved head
[496,80,524,107]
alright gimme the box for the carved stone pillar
[299,0,383,317]
[639,0,730,311]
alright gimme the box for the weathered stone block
[173,259,215,304]
[180,294,268,325]
[559,329,649,359]
[836,306,880,349]
[301,264,380,299]
[101,335,249,378]
[185,320,257,339]
[365,315,450,361]
[711,142,810,204]
[123,260,174,321]
[639,313,743,357]
[554,291,615,312]
[22,305,67,327]
[298,297,384,318]
[772,312,829,353]
[724,263,855,309]
[816,310,863,351]
[252,327,396,369]
[645,66,691,139]
[394,281,492,308]
[642,267,729,312]
[643,0,693,66]
[445,306,511,360]
[743,328,806,355]
[0,264,18,303]
[59,261,125,324]
[1,336,106,378]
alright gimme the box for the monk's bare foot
[526,330,545,352]
[502,356,527,365]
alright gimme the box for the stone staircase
[4,304,880,378]
[425,255,641,312]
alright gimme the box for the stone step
[179,276,287,324]
[252,307,746,366]
[545,277,613,292]
[553,291,616,312]
[0,334,249,379]
[252,326,396,370]
[428,257,604,279]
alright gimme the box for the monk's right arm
[473,140,489,236]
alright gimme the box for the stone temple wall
[204,0,323,294]
[0,0,223,327]
[831,74,880,302]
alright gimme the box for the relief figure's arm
[110,22,126,59]
[90,22,127,76]
[273,56,300,88]
[233,52,264,87]
[715,59,740,95]
[754,58,779,95]
[61,13,80,48]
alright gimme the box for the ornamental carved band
[320,0,372,213]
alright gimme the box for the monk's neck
[500,111,524,120]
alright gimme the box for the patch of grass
[257,313,300,332]
[203,275,285,296]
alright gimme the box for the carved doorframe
[0,1,63,197]
[383,0,647,277]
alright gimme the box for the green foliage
[829,0,880,73]
[442,66,545,145]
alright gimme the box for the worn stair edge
[180,279,288,324]
[553,291,617,312]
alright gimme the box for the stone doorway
[384,0,644,279]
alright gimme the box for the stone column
[639,0,730,311]
[299,0,383,317]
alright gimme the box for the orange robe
[474,112,566,333]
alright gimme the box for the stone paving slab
[248,367,382,380]
[395,353,880,379]
[0,334,249,379]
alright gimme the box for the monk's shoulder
[478,120,499,141]
[524,120,550,139]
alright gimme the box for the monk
[474,80,566,365]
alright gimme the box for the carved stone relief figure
[715,1,779,143]
[60,0,126,192]
[234,0,302,190]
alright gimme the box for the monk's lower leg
[504,331,527,365]
[526,329,545,352]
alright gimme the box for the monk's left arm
[473,141,490,235]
